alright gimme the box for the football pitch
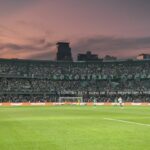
[0,106,150,150]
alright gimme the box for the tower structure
[56,42,73,61]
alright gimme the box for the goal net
[58,97,83,103]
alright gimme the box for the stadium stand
[0,58,150,102]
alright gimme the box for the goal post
[58,97,83,103]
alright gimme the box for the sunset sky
[0,0,150,60]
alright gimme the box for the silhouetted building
[56,42,73,61]
[137,53,150,60]
[104,55,117,61]
[78,51,100,61]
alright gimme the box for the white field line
[104,118,150,127]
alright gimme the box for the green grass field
[0,106,150,150]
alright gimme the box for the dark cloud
[0,40,54,51]
[0,22,56,60]
[26,37,46,45]
[73,36,150,54]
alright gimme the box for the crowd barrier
[0,102,150,106]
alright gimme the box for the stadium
[0,55,150,150]
[0,57,150,104]
[1,1,150,150]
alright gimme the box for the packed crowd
[0,59,150,102]
[0,78,150,93]
[0,60,150,79]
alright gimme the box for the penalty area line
[104,118,150,127]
